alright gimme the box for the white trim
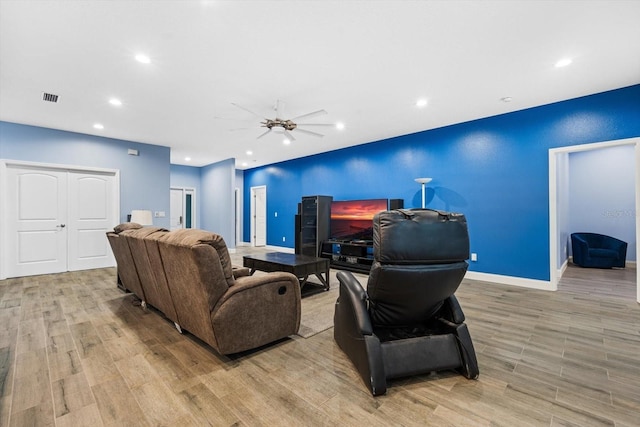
[548,137,640,303]
[235,188,241,246]
[464,271,552,291]
[250,185,267,247]
[0,159,119,175]
[558,258,568,279]
[170,186,197,229]
[636,142,640,303]
[265,245,295,253]
[0,159,120,280]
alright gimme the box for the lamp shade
[130,209,153,226]
[414,177,432,185]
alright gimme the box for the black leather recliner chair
[334,209,479,396]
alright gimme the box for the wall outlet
[471,253,478,261]
[154,211,166,218]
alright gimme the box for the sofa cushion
[589,248,619,259]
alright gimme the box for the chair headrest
[374,209,469,263]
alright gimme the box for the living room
[1,1,639,425]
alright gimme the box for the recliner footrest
[381,334,461,379]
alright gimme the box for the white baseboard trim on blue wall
[265,245,295,253]
[464,271,553,291]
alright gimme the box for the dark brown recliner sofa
[107,224,301,354]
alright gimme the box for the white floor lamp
[414,177,432,208]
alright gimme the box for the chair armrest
[571,234,589,263]
[212,272,301,354]
[336,270,373,335]
[441,295,465,324]
[232,266,251,278]
[602,236,627,251]
[218,271,300,305]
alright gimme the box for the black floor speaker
[294,214,301,254]
[389,199,404,210]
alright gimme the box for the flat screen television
[330,199,388,241]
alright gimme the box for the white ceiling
[1,1,639,169]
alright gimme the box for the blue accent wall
[0,121,171,227]
[244,85,640,281]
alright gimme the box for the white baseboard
[265,245,294,253]
[557,258,569,280]
[234,243,295,253]
[464,271,553,291]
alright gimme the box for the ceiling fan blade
[295,128,325,138]
[276,99,284,119]
[289,109,327,122]
[296,123,335,127]
[257,129,272,139]
[231,103,266,119]
[214,116,247,122]
[284,130,296,141]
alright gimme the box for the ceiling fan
[230,100,335,142]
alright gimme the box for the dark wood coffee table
[243,252,330,292]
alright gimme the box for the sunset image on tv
[330,199,387,240]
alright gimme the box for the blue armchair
[571,232,627,268]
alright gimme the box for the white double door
[3,163,118,278]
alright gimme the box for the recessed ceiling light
[93,123,104,130]
[555,58,572,68]
[416,98,428,108]
[184,157,191,162]
[336,122,345,130]
[283,139,291,145]
[246,150,253,155]
[135,54,151,64]
[241,162,248,167]
[501,97,513,103]
[109,98,122,106]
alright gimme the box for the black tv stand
[321,239,373,273]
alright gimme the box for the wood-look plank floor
[1,251,638,426]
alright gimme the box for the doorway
[549,137,639,303]
[250,185,266,247]
[170,187,196,230]
[0,161,120,279]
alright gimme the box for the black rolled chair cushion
[374,209,469,263]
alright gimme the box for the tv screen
[330,199,388,241]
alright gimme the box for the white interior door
[170,188,184,230]
[252,186,266,246]
[67,171,116,271]
[5,166,68,277]
[2,162,119,279]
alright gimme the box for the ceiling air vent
[42,92,59,103]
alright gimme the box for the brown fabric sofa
[106,224,301,354]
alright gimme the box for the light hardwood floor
[0,250,638,426]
